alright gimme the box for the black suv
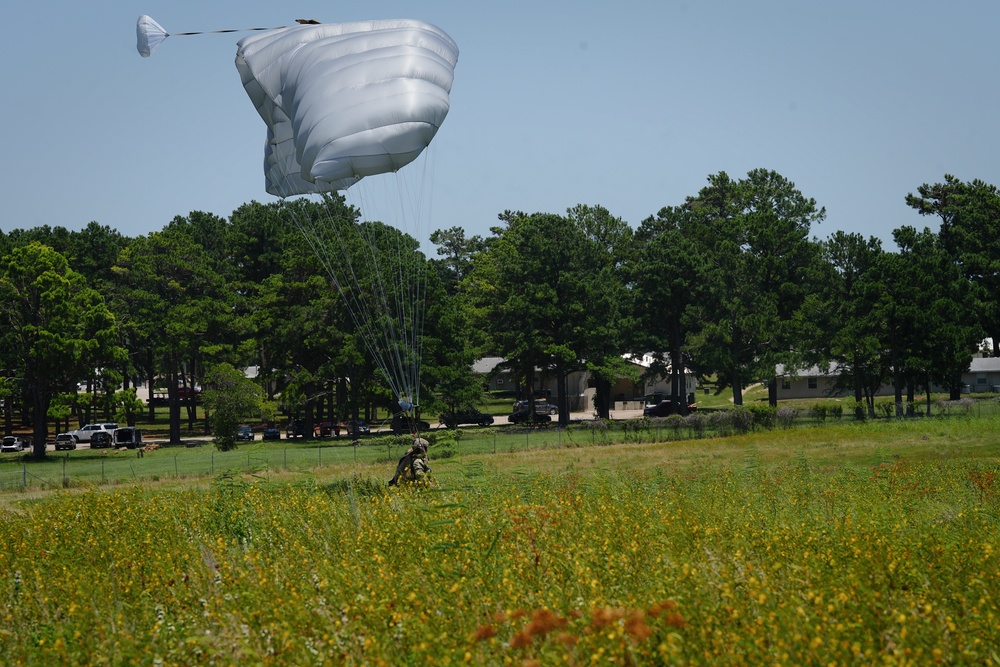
[390,415,431,435]
[440,411,495,428]
[236,425,255,441]
[285,419,309,439]
[513,399,558,415]
[90,431,113,449]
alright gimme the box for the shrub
[663,414,686,436]
[709,410,733,435]
[746,404,776,430]
[776,406,798,429]
[875,400,896,418]
[685,412,707,436]
[730,406,754,433]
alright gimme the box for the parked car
[314,421,340,438]
[89,431,113,449]
[54,433,76,451]
[113,427,143,449]
[176,386,201,400]
[643,399,698,418]
[343,420,371,435]
[236,425,255,442]
[513,399,558,415]
[391,415,431,435]
[1,436,25,453]
[262,426,281,441]
[508,410,552,425]
[67,423,119,443]
[440,411,495,428]
[286,419,309,439]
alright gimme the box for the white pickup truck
[67,423,119,443]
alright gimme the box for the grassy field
[4,397,997,493]
[1,412,999,664]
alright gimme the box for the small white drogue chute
[136,15,292,58]
[136,15,168,57]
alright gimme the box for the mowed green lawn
[1,412,998,664]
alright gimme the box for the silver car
[55,433,77,451]
[1,436,25,453]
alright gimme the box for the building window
[977,374,987,385]
[807,377,818,389]
[781,379,790,390]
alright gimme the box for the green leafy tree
[429,226,486,295]
[202,363,272,451]
[892,226,983,404]
[469,210,618,425]
[421,268,486,415]
[683,170,825,405]
[0,242,121,456]
[113,388,146,427]
[905,176,1000,356]
[113,226,233,443]
[810,231,888,415]
[631,206,710,415]
[567,204,634,419]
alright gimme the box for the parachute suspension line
[136,15,292,58]
[393,149,436,414]
[266,136,412,410]
[282,163,432,420]
[169,26,290,36]
[288,201,410,409]
[347,171,428,412]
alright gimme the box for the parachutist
[388,438,430,486]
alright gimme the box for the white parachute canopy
[237,19,458,424]
[235,19,459,197]
[136,15,168,57]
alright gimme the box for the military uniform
[388,438,431,485]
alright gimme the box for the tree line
[1,170,997,457]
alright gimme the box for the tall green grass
[2,438,999,664]
[3,407,999,494]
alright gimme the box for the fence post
[23,462,27,488]
[175,455,178,477]
[101,460,105,484]
[284,448,287,469]
[493,432,496,455]
[63,455,67,487]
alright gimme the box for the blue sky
[3,1,998,252]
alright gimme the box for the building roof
[971,357,1000,372]
[778,357,1000,377]
[472,357,505,375]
